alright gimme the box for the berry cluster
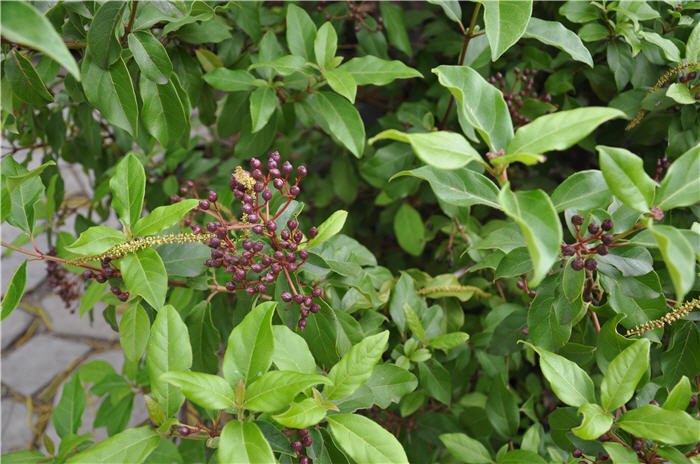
[653,155,670,182]
[283,428,313,464]
[46,256,81,310]
[318,1,383,33]
[678,70,700,100]
[516,275,536,299]
[488,68,557,128]
[173,152,322,330]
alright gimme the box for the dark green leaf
[202,68,256,91]
[109,153,146,228]
[1,260,27,321]
[187,302,221,374]
[482,0,533,60]
[439,433,492,464]
[393,203,425,256]
[379,3,412,56]
[87,1,126,69]
[5,51,54,105]
[286,4,316,61]
[523,18,592,67]
[119,303,150,362]
[486,379,520,438]
[140,75,191,147]
[249,86,278,133]
[307,92,365,158]
[128,31,173,85]
[598,145,656,213]
[51,373,86,439]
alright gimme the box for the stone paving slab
[1,335,91,397]
[41,294,118,340]
[1,309,34,350]
[1,399,37,454]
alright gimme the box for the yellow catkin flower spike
[234,166,255,193]
[625,298,700,336]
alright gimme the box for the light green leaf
[433,65,513,152]
[0,2,80,79]
[246,371,331,412]
[65,226,125,256]
[393,203,425,256]
[128,31,173,85]
[304,210,348,249]
[315,22,338,69]
[664,376,692,411]
[80,280,105,317]
[219,421,275,464]
[327,414,409,464]
[202,68,256,91]
[370,130,481,170]
[391,165,501,209]
[307,91,365,158]
[119,303,150,362]
[380,2,412,57]
[427,0,462,25]
[1,157,43,234]
[403,303,425,341]
[249,86,278,133]
[656,143,700,210]
[572,402,613,439]
[551,170,611,212]
[51,373,86,439]
[67,427,159,464]
[146,305,192,417]
[687,20,700,62]
[505,108,625,159]
[161,371,235,410]
[482,0,533,60]
[338,56,422,86]
[1,260,27,321]
[617,405,700,445]
[271,326,316,374]
[109,153,146,228]
[648,224,695,302]
[222,301,276,386]
[286,3,317,61]
[140,75,191,147]
[326,331,389,400]
[429,332,470,352]
[81,55,139,137]
[640,31,680,62]
[601,339,650,411]
[667,83,696,104]
[323,68,357,103]
[523,18,593,66]
[598,145,656,213]
[3,161,56,192]
[248,55,308,76]
[5,51,54,106]
[603,442,640,464]
[271,398,327,428]
[133,200,198,237]
[498,185,561,286]
[87,1,126,69]
[195,48,223,73]
[439,433,493,463]
[120,248,167,310]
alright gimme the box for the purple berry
[588,222,599,235]
[307,227,318,238]
[289,185,301,196]
[281,161,293,174]
[281,291,293,302]
[571,259,584,271]
[250,158,262,169]
[199,200,210,210]
[601,218,613,231]
[208,191,218,202]
[297,165,308,177]
[571,215,584,226]
[584,258,597,271]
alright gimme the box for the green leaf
[338,56,422,86]
[51,373,86,439]
[439,433,493,464]
[418,361,451,404]
[0,2,80,80]
[146,305,192,418]
[602,442,640,464]
[639,31,680,62]
[326,331,389,400]
[648,224,695,302]
[661,321,700,387]
[133,200,198,237]
[109,153,146,228]
[370,130,481,170]
[67,426,159,464]
[500,450,547,464]
[222,301,276,386]
[322,68,357,103]
[428,0,462,25]
[195,48,223,73]
[391,165,501,209]
[82,54,139,137]
[87,1,126,69]
[161,371,235,410]
[655,143,700,210]
[314,22,338,69]
[5,51,54,106]
[140,75,191,147]
[202,68,256,91]
[664,376,692,411]
[119,304,150,362]
[307,92,365,158]
[486,379,520,438]
[246,371,331,412]
[687,20,700,62]
[572,402,613,440]
[379,2,412,57]
[65,226,125,256]
[3,161,55,192]
[272,398,328,428]
[482,0,533,61]
[433,65,513,152]
[219,421,276,464]
[551,170,611,212]
[334,364,418,412]
[327,414,409,464]
[271,325,316,374]
[523,18,593,67]
[80,280,106,317]
[617,405,700,445]
[187,302,221,375]
[600,339,650,411]
[505,108,625,159]
[526,342,596,407]
[156,243,209,278]
[1,157,43,234]
[498,185,561,286]
[393,203,425,256]
[403,303,425,341]
[121,248,167,310]
[667,83,696,105]
[429,332,470,352]
[128,31,173,85]
[286,4,316,61]
[249,86,278,133]
[598,145,656,213]
[304,210,348,249]
[249,55,308,77]
[1,260,27,321]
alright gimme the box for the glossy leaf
[418,361,451,404]
[0,2,80,79]
[187,302,221,375]
[307,92,365,158]
[51,373,86,439]
[433,65,513,152]
[655,143,700,210]
[128,31,173,85]
[5,51,54,106]
[600,339,650,411]
[648,224,695,302]
[602,443,640,464]
[120,248,167,310]
[498,185,561,286]
[338,56,422,86]
[326,331,389,400]
[428,0,462,25]
[523,18,593,66]
[598,145,656,213]
[132,200,199,237]
[222,301,276,386]
[664,376,692,411]
[249,86,278,133]
[1,260,27,321]
[202,68,256,91]
[161,371,235,410]
[572,403,613,440]
[482,0,533,61]
[550,170,611,212]
[140,75,191,147]
[322,68,357,103]
[380,2,412,57]
[246,371,331,412]
[119,303,150,362]
[65,226,125,256]
[429,332,470,352]
[146,305,192,417]
[505,108,625,159]
[67,426,159,464]
[87,1,126,69]
[394,204,425,256]
[271,326,316,374]
[327,414,409,464]
[1,158,43,234]
[219,421,275,464]
[272,398,327,428]
[109,153,146,228]
[304,210,348,249]
[370,130,481,170]
[286,4,316,61]
[527,343,595,407]
[439,433,492,464]
[617,405,700,445]
[314,22,338,69]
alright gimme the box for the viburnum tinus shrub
[2,1,700,463]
